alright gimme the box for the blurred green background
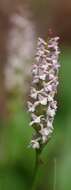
[0,0,71,190]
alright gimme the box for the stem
[32,149,41,190]
[53,158,56,190]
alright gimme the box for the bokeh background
[0,0,71,190]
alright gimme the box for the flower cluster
[28,36,60,149]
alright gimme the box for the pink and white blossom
[27,36,60,149]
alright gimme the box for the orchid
[27,36,60,150]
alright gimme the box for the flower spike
[27,36,60,149]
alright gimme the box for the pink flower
[27,36,60,149]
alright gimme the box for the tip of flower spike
[48,28,54,38]
[48,28,60,41]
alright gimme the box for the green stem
[32,149,41,190]
[53,158,56,190]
